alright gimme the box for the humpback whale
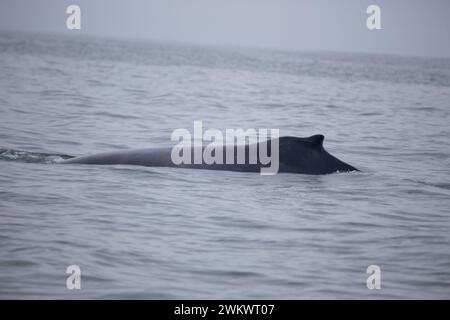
[61,135,358,175]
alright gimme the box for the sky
[0,0,449,58]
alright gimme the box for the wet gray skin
[61,135,358,175]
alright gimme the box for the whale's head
[278,135,358,174]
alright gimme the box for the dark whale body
[62,135,358,175]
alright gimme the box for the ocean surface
[0,31,449,299]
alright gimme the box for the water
[1,30,449,299]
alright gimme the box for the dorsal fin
[305,134,324,146]
[278,135,325,147]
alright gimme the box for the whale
[61,135,358,175]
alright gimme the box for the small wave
[406,179,450,191]
[0,148,73,164]
[410,106,440,112]
[419,181,450,191]
[92,111,141,120]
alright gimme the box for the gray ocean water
[0,31,449,299]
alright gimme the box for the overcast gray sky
[0,0,449,58]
